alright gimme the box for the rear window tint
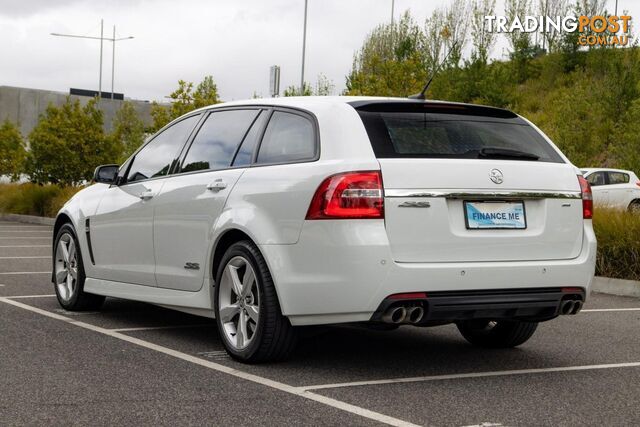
[608,172,630,184]
[357,105,563,163]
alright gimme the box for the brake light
[636,181,640,187]
[306,171,384,219]
[578,175,593,219]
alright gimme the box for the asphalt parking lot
[1,220,639,426]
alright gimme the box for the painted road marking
[581,308,640,312]
[0,245,49,248]
[300,362,640,391]
[6,294,55,299]
[0,297,420,427]
[112,324,212,332]
[0,271,50,275]
[0,237,51,240]
[0,256,50,259]
[0,231,51,233]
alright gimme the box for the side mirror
[93,164,119,184]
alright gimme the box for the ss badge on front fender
[184,262,200,270]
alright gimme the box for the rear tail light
[578,175,593,219]
[306,171,384,219]
[636,181,640,187]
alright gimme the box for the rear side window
[608,172,630,184]
[256,111,316,164]
[181,109,260,173]
[586,172,606,186]
[127,114,200,183]
[357,104,563,163]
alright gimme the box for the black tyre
[214,240,296,363]
[456,319,538,348]
[629,200,640,214]
[53,223,105,311]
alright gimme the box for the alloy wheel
[218,256,260,350]
[54,232,78,302]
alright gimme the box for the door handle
[138,190,154,200]
[206,180,227,191]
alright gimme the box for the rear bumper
[370,287,585,324]
[260,220,597,326]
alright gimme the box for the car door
[607,171,631,208]
[90,114,201,286]
[586,171,609,207]
[153,108,267,291]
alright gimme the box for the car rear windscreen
[356,103,564,163]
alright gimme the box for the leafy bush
[0,183,82,217]
[593,208,640,281]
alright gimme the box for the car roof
[193,96,516,117]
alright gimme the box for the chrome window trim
[385,190,582,200]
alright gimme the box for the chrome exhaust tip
[560,300,576,315]
[571,300,583,315]
[382,306,407,324]
[406,306,424,324]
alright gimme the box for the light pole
[51,19,133,100]
[300,0,308,95]
[391,0,395,24]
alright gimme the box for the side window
[586,172,606,187]
[181,109,260,173]
[256,111,315,164]
[608,172,630,185]
[232,110,268,167]
[127,115,200,183]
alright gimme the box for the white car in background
[581,168,640,212]
[52,97,597,362]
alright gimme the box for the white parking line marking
[0,231,51,233]
[112,324,212,332]
[0,256,50,259]
[0,271,50,275]
[0,297,420,427]
[0,284,4,287]
[0,237,51,240]
[300,362,640,391]
[6,294,55,299]
[0,245,49,248]
[581,308,640,312]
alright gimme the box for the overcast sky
[0,0,636,102]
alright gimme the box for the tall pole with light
[300,0,308,95]
[391,0,395,24]
[51,20,134,100]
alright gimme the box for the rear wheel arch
[629,199,640,212]
[211,229,254,281]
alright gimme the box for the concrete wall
[0,85,156,137]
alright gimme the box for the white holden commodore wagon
[53,97,597,362]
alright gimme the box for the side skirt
[84,277,214,314]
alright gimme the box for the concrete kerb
[592,276,640,299]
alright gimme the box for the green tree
[0,120,26,181]
[26,98,119,185]
[149,75,221,132]
[284,82,312,96]
[149,101,171,132]
[346,12,428,97]
[612,98,640,174]
[111,101,146,161]
[283,74,333,97]
[193,75,220,108]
